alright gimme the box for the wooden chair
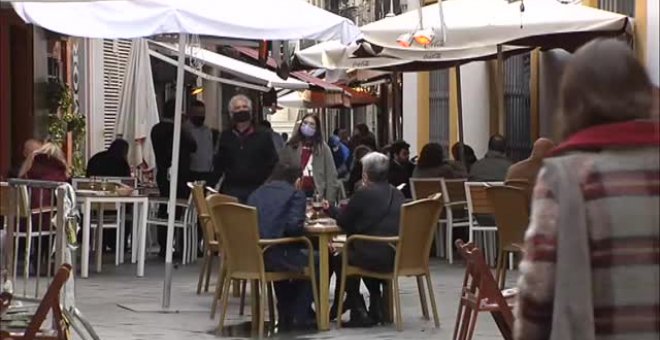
[336,195,444,331]
[504,178,532,201]
[464,182,502,265]
[486,186,529,289]
[0,263,72,340]
[206,200,319,338]
[452,240,516,340]
[409,178,469,263]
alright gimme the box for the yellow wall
[634,0,648,65]
[448,68,459,148]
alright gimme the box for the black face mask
[232,110,251,123]
[190,116,205,127]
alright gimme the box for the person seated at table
[86,138,131,178]
[329,152,406,326]
[247,161,316,330]
[413,142,467,179]
[86,138,132,253]
[19,143,69,274]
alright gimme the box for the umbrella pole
[496,44,505,134]
[455,66,466,170]
[162,33,188,309]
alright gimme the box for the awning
[233,46,344,93]
[149,41,308,90]
[278,84,377,109]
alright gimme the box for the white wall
[647,0,659,87]
[402,72,419,156]
[459,62,490,159]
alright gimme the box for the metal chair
[464,182,503,266]
[410,178,469,263]
[336,195,444,331]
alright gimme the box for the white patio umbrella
[360,0,628,54]
[115,39,159,171]
[13,0,360,309]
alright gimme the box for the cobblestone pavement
[70,257,517,339]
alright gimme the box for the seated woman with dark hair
[451,142,477,173]
[413,142,467,179]
[247,161,315,330]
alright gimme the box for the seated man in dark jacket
[330,151,405,326]
[247,161,314,329]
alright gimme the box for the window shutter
[102,39,132,148]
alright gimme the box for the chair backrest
[504,178,531,200]
[206,200,264,277]
[454,240,514,336]
[442,178,468,203]
[203,193,238,243]
[465,182,502,215]
[23,263,72,339]
[486,186,529,248]
[409,178,443,201]
[395,194,444,275]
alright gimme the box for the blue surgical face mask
[300,123,316,138]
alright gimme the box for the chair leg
[259,280,267,339]
[425,273,440,328]
[336,271,348,328]
[239,280,247,316]
[197,252,210,295]
[392,277,403,331]
[495,251,505,290]
[211,260,225,319]
[434,222,442,258]
[465,307,480,340]
[205,254,213,293]
[447,217,454,264]
[416,276,429,320]
[216,274,232,334]
[452,300,465,340]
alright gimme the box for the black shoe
[329,298,351,321]
[344,308,375,328]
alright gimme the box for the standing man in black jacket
[212,94,278,203]
[151,99,197,257]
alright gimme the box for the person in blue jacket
[247,161,315,330]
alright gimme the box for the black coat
[150,120,197,198]
[388,160,414,198]
[86,150,131,178]
[212,126,278,202]
[335,182,405,272]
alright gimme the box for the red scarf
[549,120,660,157]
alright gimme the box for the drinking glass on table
[311,193,324,219]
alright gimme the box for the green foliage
[47,79,86,177]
